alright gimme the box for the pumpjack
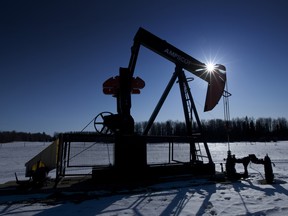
[23,27,273,186]
[23,27,226,184]
[92,27,226,180]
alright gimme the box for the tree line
[1,117,288,143]
[135,117,288,142]
[0,131,52,143]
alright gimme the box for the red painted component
[103,76,120,95]
[204,67,226,112]
[103,76,120,88]
[132,77,145,89]
[103,76,145,95]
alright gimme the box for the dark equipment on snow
[23,28,226,185]
[20,27,277,189]
[94,27,226,177]
[225,151,274,184]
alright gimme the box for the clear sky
[1,0,288,135]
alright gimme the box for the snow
[1,141,288,215]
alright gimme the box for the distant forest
[135,117,288,142]
[1,117,288,143]
[0,131,52,143]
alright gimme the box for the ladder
[177,67,213,163]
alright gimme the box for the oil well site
[2,28,275,194]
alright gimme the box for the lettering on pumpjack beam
[164,48,193,66]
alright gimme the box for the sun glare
[206,63,215,72]
[200,47,227,74]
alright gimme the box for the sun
[200,47,227,74]
[206,62,215,72]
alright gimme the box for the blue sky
[1,0,288,135]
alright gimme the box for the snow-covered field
[1,141,288,215]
